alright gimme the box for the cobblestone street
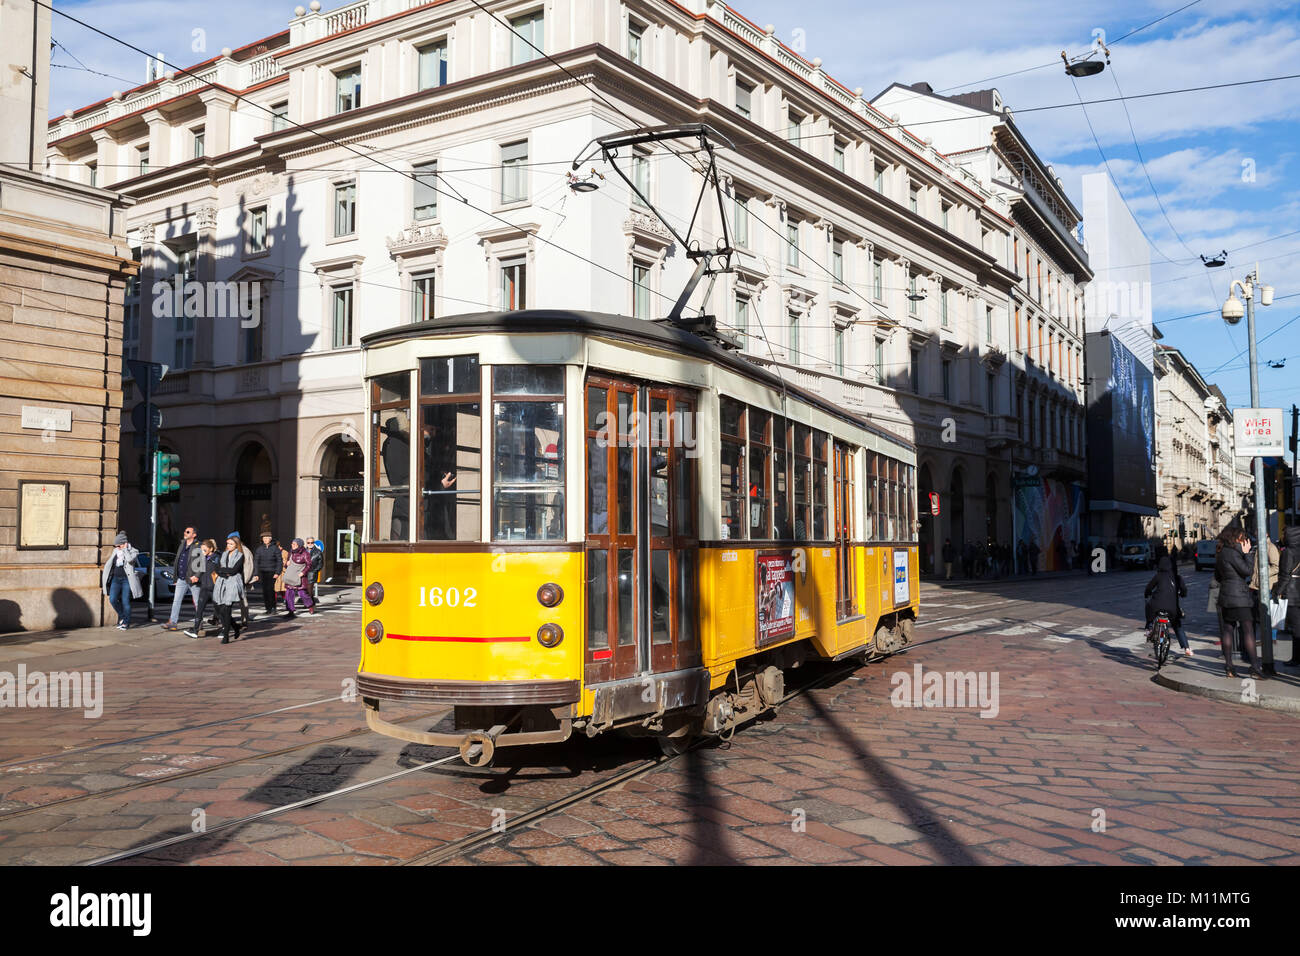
[1,570,1296,866]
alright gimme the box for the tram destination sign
[1234,408,1284,457]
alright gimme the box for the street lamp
[1221,264,1276,673]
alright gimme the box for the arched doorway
[319,435,364,584]
[918,464,936,575]
[949,466,966,565]
[234,442,274,544]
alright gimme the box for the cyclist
[1144,555,1191,657]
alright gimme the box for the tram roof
[362,309,915,451]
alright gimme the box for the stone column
[199,89,238,158]
[192,204,219,369]
[141,109,171,170]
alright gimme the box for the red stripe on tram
[386,634,532,643]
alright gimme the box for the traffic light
[154,451,180,495]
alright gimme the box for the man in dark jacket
[306,536,324,600]
[163,526,201,631]
[252,531,283,615]
[1144,556,1190,656]
[1216,522,1261,679]
[1277,524,1300,666]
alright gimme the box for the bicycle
[1147,613,1172,671]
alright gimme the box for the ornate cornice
[386,223,449,257]
[623,211,674,249]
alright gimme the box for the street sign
[1234,407,1284,457]
[126,360,168,393]
[928,492,940,516]
[130,402,162,448]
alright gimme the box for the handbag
[1271,597,1289,628]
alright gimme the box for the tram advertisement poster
[755,550,795,646]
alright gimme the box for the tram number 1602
[416,586,479,608]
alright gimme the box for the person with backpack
[282,538,316,619]
[1144,555,1191,657]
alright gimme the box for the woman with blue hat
[213,532,246,644]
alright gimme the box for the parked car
[1194,539,1218,572]
[133,551,176,600]
[1119,542,1154,571]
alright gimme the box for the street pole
[145,372,157,623]
[1244,272,1273,673]
[1292,403,1298,526]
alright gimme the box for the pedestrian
[1144,555,1192,657]
[942,537,954,581]
[1248,531,1282,672]
[1016,540,1026,576]
[306,536,324,601]
[163,525,201,631]
[281,538,316,618]
[1215,519,1262,680]
[1170,542,1181,566]
[213,533,246,644]
[1276,523,1300,666]
[1028,541,1040,575]
[239,536,254,625]
[185,539,218,639]
[101,531,143,629]
[962,542,974,578]
[252,531,282,615]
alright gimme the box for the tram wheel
[657,733,692,757]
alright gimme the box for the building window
[138,147,149,176]
[123,246,141,366]
[627,20,644,64]
[786,221,799,268]
[335,66,361,113]
[733,193,749,247]
[940,289,949,327]
[418,40,448,89]
[271,101,289,131]
[501,257,526,310]
[909,184,920,214]
[734,295,749,348]
[241,290,266,364]
[787,108,803,144]
[632,261,651,319]
[169,241,196,369]
[413,160,438,220]
[941,359,952,402]
[735,78,753,119]
[985,305,993,342]
[248,206,268,254]
[873,259,883,300]
[87,162,97,187]
[833,141,846,172]
[835,326,845,375]
[940,200,950,230]
[333,181,356,237]
[908,274,918,316]
[830,239,844,283]
[874,163,885,192]
[192,127,205,158]
[511,10,544,65]
[501,140,528,204]
[331,285,354,348]
[909,347,921,394]
[789,311,800,363]
[631,152,651,206]
[412,273,435,323]
[874,338,885,383]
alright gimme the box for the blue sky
[46,0,1300,443]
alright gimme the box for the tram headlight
[536,623,563,647]
[536,582,564,608]
[365,620,385,644]
[365,582,384,606]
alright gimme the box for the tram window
[587,385,607,430]
[812,430,827,539]
[419,402,481,541]
[372,406,411,542]
[674,403,695,537]
[495,365,564,395]
[420,354,479,396]
[748,410,770,539]
[587,437,608,534]
[587,549,608,650]
[719,397,744,437]
[651,550,670,645]
[721,435,745,541]
[793,424,810,540]
[772,417,790,539]
[617,549,635,646]
[678,550,697,645]
[492,366,565,541]
[374,372,409,404]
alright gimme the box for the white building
[47,0,1053,576]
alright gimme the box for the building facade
[46,0,1096,576]
[873,83,1092,571]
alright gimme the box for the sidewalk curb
[1153,670,1300,714]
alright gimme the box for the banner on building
[755,550,795,646]
[1085,331,1156,512]
[1015,478,1086,572]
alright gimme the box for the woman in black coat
[1216,523,1262,679]
[1278,524,1300,666]
[1144,555,1190,656]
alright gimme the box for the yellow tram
[357,310,919,765]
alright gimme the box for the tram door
[833,441,857,619]
[584,376,700,686]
